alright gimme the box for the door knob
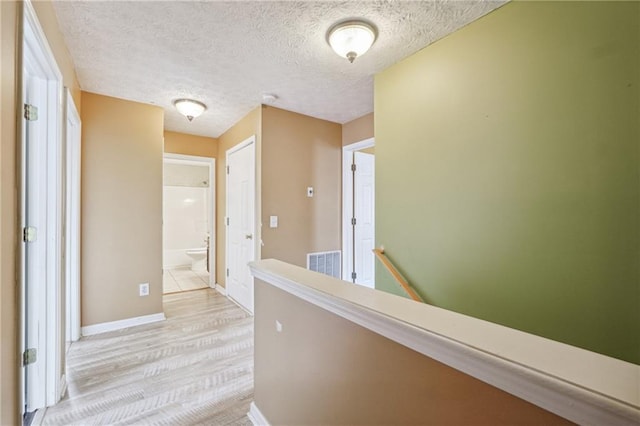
[245,234,253,240]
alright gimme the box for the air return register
[307,250,341,279]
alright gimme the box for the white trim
[64,88,81,344]
[226,135,256,156]
[247,402,270,426]
[81,313,166,337]
[21,0,65,411]
[163,153,216,286]
[58,374,67,400]
[214,283,227,296]
[249,260,639,425]
[343,137,375,152]
[342,137,374,282]
[228,295,254,316]
[31,408,47,426]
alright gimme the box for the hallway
[42,289,253,425]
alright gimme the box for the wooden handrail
[372,248,424,303]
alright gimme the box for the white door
[226,137,256,313]
[353,152,375,288]
[21,1,64,412]
[23,72,48,412]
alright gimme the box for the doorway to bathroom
[162,154,215,294]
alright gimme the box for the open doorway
[342,138,375,288]
[162,154,216,294]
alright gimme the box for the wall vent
[307,251,341,279]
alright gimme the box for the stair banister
[372,247,424,303]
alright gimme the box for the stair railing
[372,248,424,303]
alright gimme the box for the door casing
[342,137,375,285]
[163,153,216,286]
[225,136,257,313]
[20,0,65,413]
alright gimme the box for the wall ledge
[249,259,639,425]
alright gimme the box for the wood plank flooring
[42,289,254,425]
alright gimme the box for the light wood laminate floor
[42,289,253,425]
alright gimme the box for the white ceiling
[52,1,506,138]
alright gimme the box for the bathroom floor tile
[164,268,210,294]
[168,268,194,279]
[195,273,210,284]
[178,277,209,291]
[163,277,181,294]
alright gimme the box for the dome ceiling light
[174,99,207,122]
[327,20,377,63]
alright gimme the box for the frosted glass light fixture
[174,99,207,122]
[328,20,377,63]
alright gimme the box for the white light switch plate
[270,215,278,228]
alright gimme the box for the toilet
[185,248,207,272]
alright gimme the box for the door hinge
[351,217,356,226]
[23,226,36,242]
[24,104,38,121]
[226,268,229,277]
[351,272,357,280]
[226,165,230,175]
[226,217,229,226]
[351,163,356,172]
[23,348,37,366]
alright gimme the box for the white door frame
[163,153,216,286]
[225,135,257,313]
[64,89,81,345]
[342,137,375,282]
[20,0,64,412]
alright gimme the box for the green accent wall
[375,1,639,364]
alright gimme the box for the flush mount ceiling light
[327,20,377,63]
[174,99,207,122]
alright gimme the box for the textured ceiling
[53,1,506,138]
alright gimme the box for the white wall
[163,186,208,268]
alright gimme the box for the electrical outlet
[275,320,283,333]
[139,282,149,297]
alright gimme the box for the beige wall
[1,1,81,422]
[342,112,373,146]
[0,2,18,423]
[215,107,261,287]
[81,92,164,326]
[254,279,570,425]
[164,130,218,158]
[261,106,342,267]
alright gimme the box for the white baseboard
[59,374,67,399]
[81,312,166,336]
[247,402,270,426]
[31,407,46,426]
[215,283,227,296]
